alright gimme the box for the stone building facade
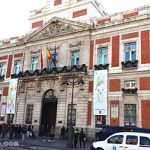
[0,5,150,139]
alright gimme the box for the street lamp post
[61,75,84,148]
[67,76,74,148]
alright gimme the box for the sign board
[93,70,108,115]
[6,79,18,114]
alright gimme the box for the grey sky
[0,0,149,40]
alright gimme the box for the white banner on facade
[1,105,6,116]
[93,70,107,115]
[6,79,18,114]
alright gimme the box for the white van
[91,132,150,150]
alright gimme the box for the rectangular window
[97,47,108,65]
[126,135,138,145]
[124,42,136,61]
[14,60,21,74]
[71,50,79,66]
[31,57,38,71]
[25,104,33,124]
[67,104,76,126]
[140,136,150,146]
[95,115,106,127]
[125,80,135,89]
[124,104,136,126]
[0,62,6,76]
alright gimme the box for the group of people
[60,126,86,148]
[74,128,86,148]
[0,123,35,140]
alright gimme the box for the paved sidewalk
[19,137,92,150]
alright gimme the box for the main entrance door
[40,89,57,136]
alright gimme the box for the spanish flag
[47,47,53,61]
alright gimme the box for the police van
[91,132,150,150]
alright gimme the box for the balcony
[121,60,138,69]
[11,64,87,79]
[94,64,109,70]
[122,88,138,95]
[0,75,4,81]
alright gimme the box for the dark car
[95,125,149,141]
[95,125,150,141]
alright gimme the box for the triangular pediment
[26,17,91,42]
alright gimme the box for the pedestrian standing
[79,128,86,148]
[60,126,65,140]
[74,128,79,148]
[49,126,55,141]
[22,125,27,141]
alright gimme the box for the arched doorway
[39,89,57,136]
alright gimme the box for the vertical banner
[93,70,107,115]
[1,105,6,116]
[6,79,18,114]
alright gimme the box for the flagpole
[53,42,57,68]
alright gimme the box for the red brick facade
[96,37,110,44]
[6,55,13,78]
[111,36,120,67]
[89,40,94,70]
[97,18,111,24]
[73,9,87,18]
[110,100,119,126]
[14,53,23,58]
[89,81,93,93]
[109,79,120,92]
[0,55,8,60]
[122,32,139,40]
[141,30,150,64]
[54,0,62,6]
[3,87,8,96]
[141,100,150,128]
[88,101,92,125]
[32,21,43,28]
[123,11,138,19]
[140,77,150,90]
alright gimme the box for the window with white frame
[31,57,38,71]
[124,42,136,61]
[0,62,6,76]
[125,80,135,89]
[71,50,79,65]
[124,104,136,126]
[14,60,21,74]
[97,46,108,65]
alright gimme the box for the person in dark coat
[60,126,65,140]
[79,128,86,148]
[74,128,79,148]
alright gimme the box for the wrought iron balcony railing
[94,64,109,70]
[121,60,138,69]
[11,64,87,79]
[122,88,138,94]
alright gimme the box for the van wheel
[96,148,103,150]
